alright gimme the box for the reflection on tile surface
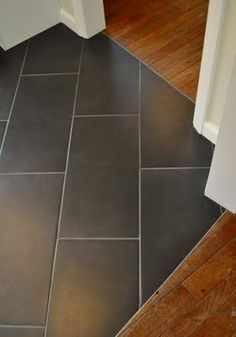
[47,240,139,337]
[0,174,63,324]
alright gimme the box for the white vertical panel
[193,0,225,139]
[0,0,60,50]
[205,58,236,213]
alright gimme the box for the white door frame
[193,0,226,144]
[205,57,236,213]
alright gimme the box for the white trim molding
[193,0,226,143]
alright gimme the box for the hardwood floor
[104,0,209,101]
[117,212,236,337]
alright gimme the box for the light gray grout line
[138,61,142,308]
[59,237,139,241]
[0,324,44,329]
[0,120,8,123]
[141,166,210,171]
[102,32,195,104]
[0,172,65,176]
[21,72,78,77]
[74,113,139,118]
[43,40,85,337]
[0,41,30,159]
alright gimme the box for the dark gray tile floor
[76,33,139,116]
[141,65,213,168]
[23,24,83,74]
[141,169,220,302]
[0,122,6,145]
[0,24,220,336]
[47,240,138,337]
[60,117,139,238]
[0,326,44,337]
[0,75,76,173]
[0,42,27,120]
[0,174,63,324]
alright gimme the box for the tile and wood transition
[117,211,236,337]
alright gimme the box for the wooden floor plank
[160,270,236,337]
[104,0,209,100]
[118,285,195,337]
[163,48,203,79]
[183,238,236,300]
[191,295,236,337]
[120,0,206,47]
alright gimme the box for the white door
[0,0,105,50]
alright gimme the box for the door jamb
[193,0,226,144]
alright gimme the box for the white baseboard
[202,121,219,144]
[60,8,80,36]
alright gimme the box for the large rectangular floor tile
[0,174,63,324]
[76,33,139,116]
[23,24,83,74]
[47,240,139,337]
[0,75,76,172]
[60,117,139,237]
[0,43,27,119]
[141,169,220,302]
[141,66,212,167]
[0,326,44,337]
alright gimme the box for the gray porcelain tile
[0,122,6,145]
[0,326,44,337]
[0,174,63,324]
[47,240,139,337]
[76,33,139,116]
[60,117,139,237]
[141,65,213,167]
[0,75,76,172]
[141,169,220,302]
[23,24,82,74]
[0,43,27,119]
